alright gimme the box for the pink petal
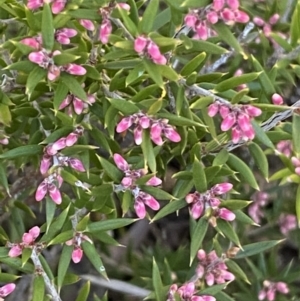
[207,103,219,117]
[116,116,134,133]
[164,127,181,143]
[48,65,61,81]
[205,273,215,286]
[0,283,16,297]
[51,0,66,14]
[8,245,22,258]
[220,113,236,131]
[134,200,146,219]
[219,105,230,118]
[21,37,40,49]
[184,13,198,27]
[213,0,225,11]
[221,8,235,22]
[27,0,43,10]
[65,64,86,76]
[72,248,83,263]
[28,51,46,65]
[134,126,143,145]
[79,19,95,31]
[234,10,250,23]
[35,181,48,202]
[66,132,78,146]
[253,16,265,27]
[22,233,34,244]
[99,19,112,44]
[40,155,52,175]
[227,0,239,10]
[59,95,72,110]
[121,176,132,188]
[212,183,233,195]
[113,153,129,171]
[29,226,40,240]
[73,97,84,115]
[146,176,162,186]
[134,36,148,53]
[218,208,236,221]
[144,195,160,211]
[56,34,70,45]
[152,55,167,65]
[191,201,204,219]
[139,116,151,129]
[195,22,208,40]
[207,11,219,24]
[60,28,77,38]
[68,158,86,172]
[147,41,161,60]
[271,93,283,105]
[269,13,280,25]
[52,137,66,151]
[117,2,130,10]
[48,184,62,204]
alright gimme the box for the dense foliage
[0,0,300,300]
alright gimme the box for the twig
[30,248,62,301]
[80,274,151,297]
[110,17,134,41]
[281,0,295,23]
[279,45,300,61]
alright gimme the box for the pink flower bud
[40,155,52,175]
[51,0,66,14]
[218,208,236,221]
[275,282,289,294]
[234,10,250,23]
[186,193,195,204]
[65,64,86,76]
[191,202,204,219]
[221,8,235,22]
[72,248,83,263]
[147,41,162,60]
[121,177,132,188]
[134,36,148,53]
[79,19,95,31]
[253,16,265,27]
[207,11,219,24]
[221,113,236,131]
[22,233,34,244]
[29,226,40,240]
[48,183,62,204]
[212,183,233,194]
[48,65,61,81]
[150,123,162,139]
[113,154,129,171]
[197,249,206,260]
[196,264,205,278]
[269,13,280,25]
[231,125,242,143]
[139,116,151,129]
[146,176,162,186]
[144,195,160,211]
[164,127,181,143]
[21,37,40,49]
[66,132,78,147]
[52,137,66,151]
[69,158,86,172]
[0,283,16,297]
[244,105,262,117]
[60,28,77,38]
[208,103,219,117]
[195,22,208,40]
[116,116,134,133]
[59,95,72,110]
[152,55,167,65]
[184,14,198,27]
[209,197,221,207]
[266,289,275,301]
[271,93,283,105]
[292,156,300,167]
[35,181,48,202]
[213,0,225,11]
[227,0,239,10]
[27,0,43,10]
[134,126,143,145]
[8,245,22,258]
[0,138,9,145]
[237,112,251,132]
[28,51,46,65]
[258,290,267,300]
[201,296,216,301]
[73,97,84,115]
[219,105,230,118]
[99,19,112,44]
[206,272,215,286]
[134,200,146,219]
[117,2,130,10]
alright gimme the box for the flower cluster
[208,101,262,143]
[59,92,95,116]
[0,283,16,299]
[184,0,249,40]
[278,213,297,236]
[196,249,235,286]
[116,112,181,145]
[185,183,235,224]
[8,226,40,257]
[167,283,215,301]
[36,127,85,204]
[258,280,289,301]
[248,192,269,224]
[253,14,280,38]
[66,232,92,264]
[113,154,161,219]
[134,36,167,65]
[275,140,292,157]
[27,0,66,14]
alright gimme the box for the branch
[109,17,134,41]
[281,0,295,23]
[80,274,151,297]
[30,248,62,301]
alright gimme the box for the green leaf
[48,230,74,245]
[213,149,229,166]
[46,197,56,233]
[4,61,35,72]
[86,218,136,233]
[75,280,90,301]
[227,153,259,190]
[141,130,156,173]
[235,240,283,259]
[226,259,251,284]
[0,164,9,195]
[57,244,73,291]
[26,66,47,99]
[143,59,164,88]
[190,216,208,265]
[140,185,174,200]
[69,9,100,20]
[139,0,159,34]
[0,104,11,126]
[159,65,179,81]
[97,155,123,182]
[152,257,164,301]
[293,113,300,156]
[214,72,260,92]
[193,156,207,192]
[41,3,54,50]
[181,0,209,8]
[41,126,73,144]
[220,200,251,210]
[32,276,45,301]
[0,273,20,282]
[290,3,300,47]
[216,219,241,248]
[81,242,107,278]
[181,52,206,76]
[296,185,300,226]
[53,53,80,66]
[118,6,138,36]
[157,112,205,127]
[60,73,87,101]
[0,145,43,159]
[252,120,275,149]
[248,142,269,178]
[108,98,140,115]
[213,23,244,55]
[190,96,214,110]
[200,284,227,295]
[151,199,187,222]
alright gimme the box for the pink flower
[271,93,283,105]
[116,116,134,133]
[253,16,265,27]
[51,0,67,14]
[278,214,297,235]
[27,0,43,10]
[0,283,16,298]
[99,19,112,44]
[35,176,62,204]
[22,226,40,244]
[55,28,77,45]
[184,13,198,27]
[113,154,130,172]
[259,281,289,301]
[134,36,149,53]
[20,37,41,49]
[79,19,95,31]
[134,191,160,219]
[212,183,233,194]
[72,248,83,263]
[8,245,23,257]
[208,103,220,117]
[216,208,236,221]
[213,0,225,11]
[64,64,86,76]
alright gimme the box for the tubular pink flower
[218,208,236,221]
[134,199,146,219]
[35,181,48,202]
[212,183,233,194]
[271,93,283,105]
[206,273,215,286]
[208,103,219,117]
[150,123,162,139]
[8,245,22,258]
[146,176,162,186]
[237,112,251,132]
[207,11,219,24]
[48,183,62,204]
[243,125,255,140]
[113,154,129,171]
[195,22,208,40]
[276,282,289,294]
[116,116,134,133]
[72,248,83,263]
[27,0,43,10]
[52,137,66,151]
[220,113,236,131]
[69,158,86,172]
[184,13,198,27]
[59,95,72,110]
[28,51,46,65]
[147,41,162,60]
[40,155,52,175]
[21,37,40,49]
[134,126,143,145]
[99,19,112,44]
[65,64,86,76]
[134,36,148,53]
[234,10,250,23]
[66,132,78,146]
[117,2,130,10]
[164,127,181,143]
[73,97,84,115]
[221,8,235,22]
[80,19,95,31]
[0,283,16,297]
[231,126,242,143]
[51,0,66,14]
[191,201,204,219]
[48,65,61,81]
[219,105,230,118]
[227,0,240,10]
[139,116,151,129]
[253,16,265,27]
[144,195,160,211]
[269,13,280,25]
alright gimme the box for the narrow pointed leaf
[41,3,54,50]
